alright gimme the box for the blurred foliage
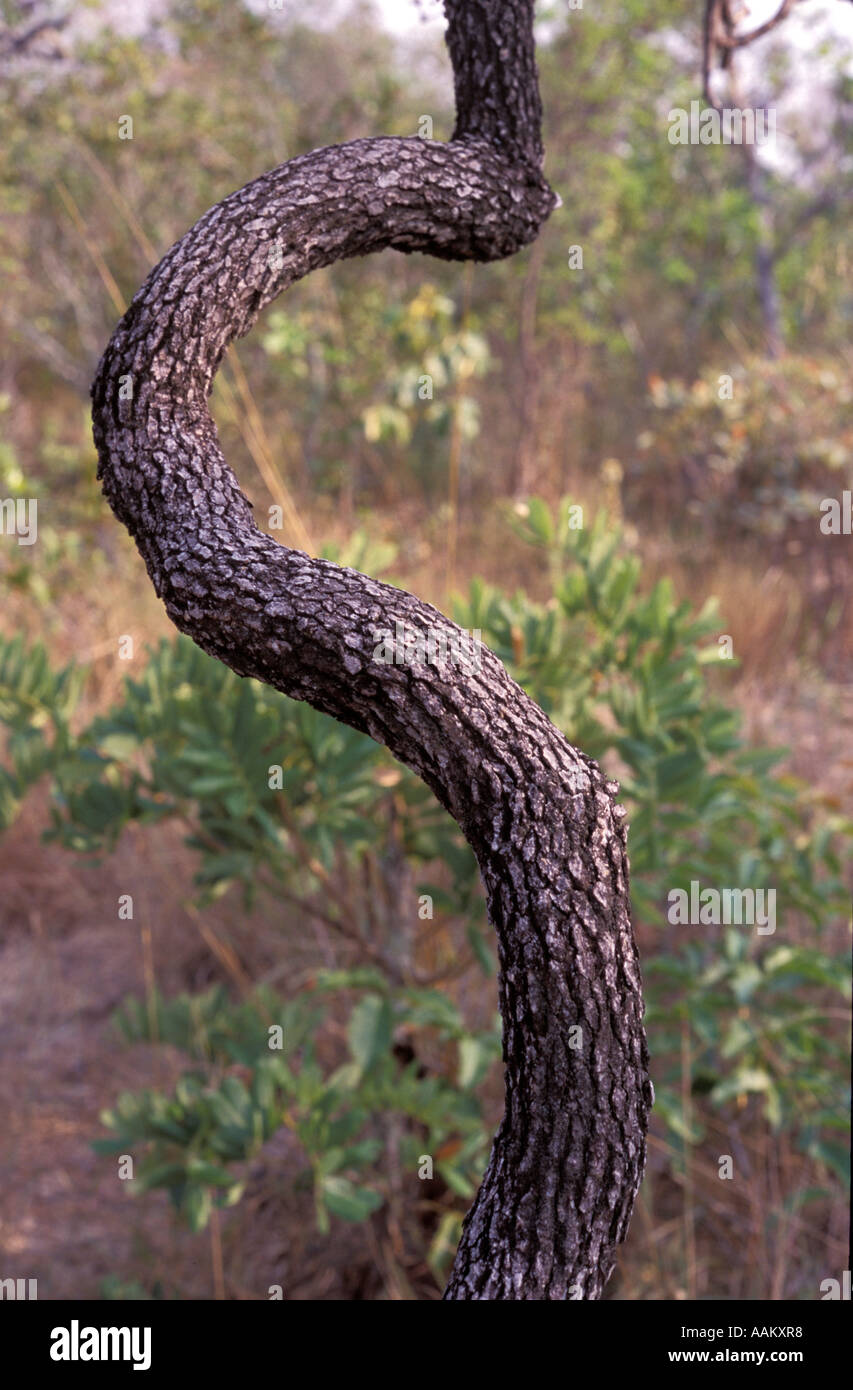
[1,0,851,520]
[635,356,853,541]
[261,282,490,499]
[0,398,103,606]
[0,631,83,830]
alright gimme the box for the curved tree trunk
[91,0,651,1300]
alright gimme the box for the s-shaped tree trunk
[91,0,651,1300]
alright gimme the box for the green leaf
[321,1176,383,1223]
[186,1160,239,1187]
[524,497,555,544]
[458,1034,500,1090]
[183,1184,212,1232]
[347,994,392,1074]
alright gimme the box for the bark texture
[91,0,651,1300]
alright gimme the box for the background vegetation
[0,0,850,1299]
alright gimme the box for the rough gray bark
[91,0,650,1300]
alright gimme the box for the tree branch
[0,11,67,59]
[91,0,650,1300]
[703,0,806,107]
